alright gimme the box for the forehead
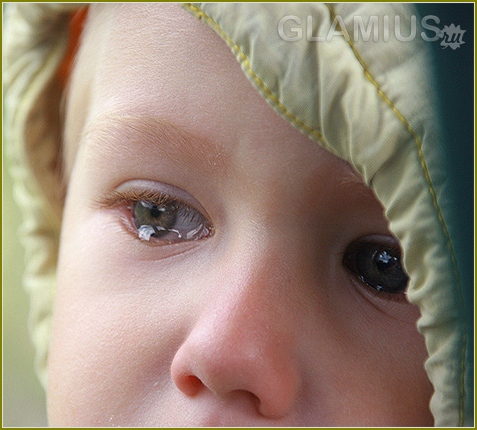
[66,3,374,203]
[67,4,274,152]
[66,4,336,180]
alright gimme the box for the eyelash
[98,188,214,244]
[100,188,177,208]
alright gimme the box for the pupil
[375,250,397,272]
[133,201,177,236]
[150,205,163,218]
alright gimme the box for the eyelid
[346,234,401,249]
[97,180,210,218]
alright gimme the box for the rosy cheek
[49,207,194,425]
[49,270,185,426]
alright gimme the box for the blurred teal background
[3,162,48,426]
[416,3,474,357]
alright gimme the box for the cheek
[48,210,191,426]
[300,282,433,425]
[48,189,432,426]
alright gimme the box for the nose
[170,248,303,419]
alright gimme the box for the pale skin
[47,4,434,427]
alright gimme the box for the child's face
[48,4,433,426]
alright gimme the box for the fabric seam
[326,3,467,425]
[182,3,333,154]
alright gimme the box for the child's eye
[99,184,214,244]
[131,199,212,243]
[342,236,409,294]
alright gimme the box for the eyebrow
[80,113,228,176]
[77,112,378,207]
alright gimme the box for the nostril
[186,375,203,395]
[171,348,205,397]
[243,390,261,413]
[174,373,204,397]
[247,391,260,408]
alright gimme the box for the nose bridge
[197,230,305,363]
[214,229,306,342]
[170,231,306,418]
